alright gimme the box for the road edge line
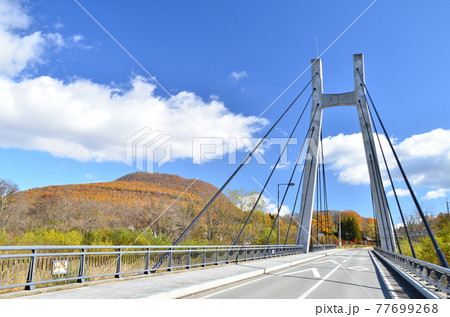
[368,250,398,299]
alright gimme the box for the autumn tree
[361,217,377,240]
[0,179,19,230]
[341,210,363,229]
[225,189,271,244]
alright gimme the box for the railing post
[244,247,247,261]
[187,247,191,269]
[77,248,86,283]
[215,248,219,265]
[202,247,206,267]
[168,248,173,271]
[144,247,150,274]
[25,249,36,290]
[226,247,230,264]
[115,248,122,278]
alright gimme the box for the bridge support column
[296,58,323,251]
[296,54,396,253]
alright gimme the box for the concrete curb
[140,250,342,299]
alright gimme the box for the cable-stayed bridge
[1,54,449,299]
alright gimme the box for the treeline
[0,228,170,246]
[397,212,449,265]
[0,176,377,247]
[309,209,377,245]
[0,176,300,246]
[3,174,446,266]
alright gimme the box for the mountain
[1,172,381,247]
[6,172,255,244]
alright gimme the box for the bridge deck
[187,248,422,299]
[7,249,339,299]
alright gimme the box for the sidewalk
[8,249,342,299]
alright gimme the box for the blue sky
[0,0,449,221]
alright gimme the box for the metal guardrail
[374,247,450,296]
[0,244,303,292]
[310,244,337,252]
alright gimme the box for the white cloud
[232,192,291,216]
[394,129,450,189]
[0,1,267,165]
[0,0,46,77]
[71,34,84,43]
[270,161,291,170]
[395,128,450,159]
[69,34,93,50]
[0,1,92,77]
[266,202,291,216]
[387,188,410,197]
[45,33,65,49]
[0,0,70,77]
[229,71,248,81]
[422,189,449,200]
[322,133,369,185]
[0,76,267,163]
[54,22,64,30]
[0,0,30,30]
[322,129,450,195]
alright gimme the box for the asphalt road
[185,249,394,299]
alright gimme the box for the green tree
[341,217,361,243]
[399,212,450,265]
[12,228,83,245]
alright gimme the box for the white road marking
[348,266,369,271]
[314,259,338,264]
[199,255,331,298]
[297,264,341,299]
[283,268,321,278]
[198,273,273,299]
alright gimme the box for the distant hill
[20,172,221,209]
[7,172,252,243]
[1,172,383,247]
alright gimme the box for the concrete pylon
[296,54,396,253]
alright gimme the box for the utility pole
[338,211,342,247]
[447,199,449,216]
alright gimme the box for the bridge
[1,54,449,299]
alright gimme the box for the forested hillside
[0,173,292,245]
[0,172,402,249]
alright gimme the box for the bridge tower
[296,54,396,253]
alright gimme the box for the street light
[277,183,295,245]
[338,211,342,247]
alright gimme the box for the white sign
[52,260,68,275]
